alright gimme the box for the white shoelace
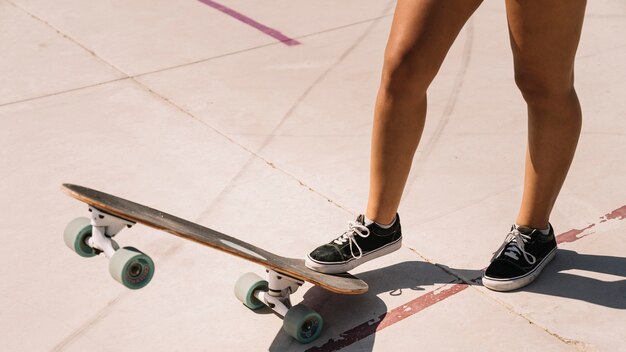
[332,221,371,259]
[491,228,536,265]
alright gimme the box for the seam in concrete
[41,12,392,345]
[2,0,391,219]
[45,5,398,346]
[50,294,126,352]
[50,240,188,351]
[406,246,588,351]
[2,0,393,108]
[5,0,355,214]
[132,13,394,79]
[161,0,397,222]
[246,0,397,160]
[406,205,626,352]
[476,293,596,352]
[8,0,128,75]
[0,9,388,110]
[0,78,129,108]
[133,79,353,217]
[473,207,626,351]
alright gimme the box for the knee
[380,47,439,98]
[513,66,576,106]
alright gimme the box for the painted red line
[307,283,469,352]
[601,204,626,221]
[307,204,626,352]
[197,0,301,46]
[557,224,595,244]
[557,204,626,244]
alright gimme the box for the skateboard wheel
[109,247,154,289]
[283,304,323,343]
[63,217,97,258]
[234,272,268,310]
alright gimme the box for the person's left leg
[483,0,586,292]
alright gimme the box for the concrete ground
[1,0,625,351]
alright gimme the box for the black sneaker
[483,224,557,291]
[305,214,402,274]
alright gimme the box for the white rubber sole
[482,247,557,292]
[305,239,402,274]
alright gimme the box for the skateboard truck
[87,207,134,258]
[63,206,155,290]
[235,271,323,343]
[254,269,304,316]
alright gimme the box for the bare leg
[506,0,586,229]
[366,0,483,224]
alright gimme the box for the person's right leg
[306,0,482,273]
[367,0,483,225]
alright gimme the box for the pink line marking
[557,204,626,244]
[308,204,626,352]
[602,204,626,221]
[197,0,301,46]
[557,224,595,244]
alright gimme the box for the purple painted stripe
[197,0,301,46]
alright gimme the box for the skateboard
[61,183,367,343]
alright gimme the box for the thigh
[505,0,587,86]
[383,0,483,86]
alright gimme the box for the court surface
[1,0,625,351]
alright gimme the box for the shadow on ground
[525,249,626,309]
[267,260,482,352]
[264,247,626,351]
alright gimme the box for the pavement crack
[409,243,596,351]
[133,13,395,79]
[135,1,397,222]
[50,294,127,352]
[246,0,396,156]
[4,0,393,219]
[131,78,352,216]
[471,287,597,351]
[0,78,129,108]
[9,0,129,77]
[407,246,482,285]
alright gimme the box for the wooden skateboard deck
[62,183,368,294]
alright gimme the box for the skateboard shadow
[267,260,483,352]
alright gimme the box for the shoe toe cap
[484,259,525,279]
[309,245,343,263]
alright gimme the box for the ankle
[515,216,549,231]
[364,212,397,227]
[514,222,551,236]
[365,214,397,229]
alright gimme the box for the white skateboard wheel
[109,247,154,289]
[234,272,268,310]
[63,217,97,258]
